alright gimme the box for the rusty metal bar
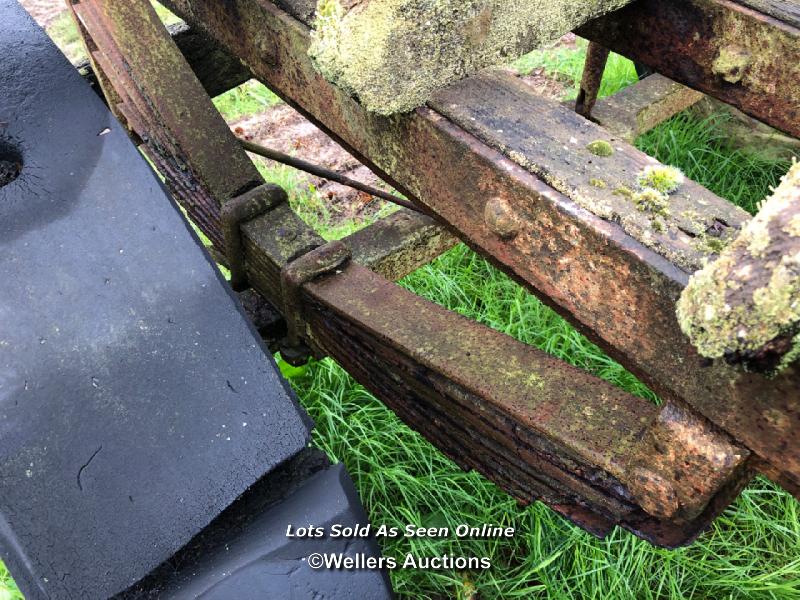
[298,261,752,546]
[578,0,800,139]
[160,0,800,492]
[68,0,263,250]
[240,138,421,212]
[575,41,610,119]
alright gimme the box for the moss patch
[677,161,800,366]
[586,139,614,157]
[637,165,684,194]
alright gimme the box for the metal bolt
[712,45,751,84]
[484,196,519,239]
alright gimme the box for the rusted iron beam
[239,208,457,349]
[577,0,800,139]
[591,75,705,143]
[161,0,800,491]
[68,0,263,250]
[296,260,751,546]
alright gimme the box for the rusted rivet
[484,197,519,239]
[712,45,751,84]
[630,466,679,519]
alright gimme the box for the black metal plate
[125,462,393,599]
[0,3,310,598]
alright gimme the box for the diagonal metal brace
[221,183,287,291]
[280,240,351,365]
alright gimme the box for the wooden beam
[306,0,635,114]
[591,75,704,143]
[678,161,800,372]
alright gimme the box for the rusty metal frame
[578,0,800,139]
[67,0,798,548]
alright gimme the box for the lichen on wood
[677,160,800,372]
[308,0,635,114]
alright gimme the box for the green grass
[513,38,638,101]
[213,80,283,121]
[637,113,791,216]
[3,33,798,600]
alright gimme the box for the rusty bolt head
[712,45,751,84]
[484,197,519,239]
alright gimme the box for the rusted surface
[431,71,746,272]
[68,0,262,249]
[280,240,351,358]
[578,0,800,139]
[238,209,457,349]
[299,261,752,546]
[162,0,800,490]
[575,41,610,119]
[74,22,251,99]
[625,403,747,520]
[592,75,705,143]
[222,183,287,290]
[76,0,783,546]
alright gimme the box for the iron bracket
[221,183,287,291]
[279,240,352,365]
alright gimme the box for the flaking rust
[307,0,635,114]
[678,161,800,373]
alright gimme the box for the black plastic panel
[0,4,310,597]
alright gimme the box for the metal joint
[279,240,352,365]
[221,183,287,291]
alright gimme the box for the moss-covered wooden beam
[308,0,635,114]
[678,161,800,373]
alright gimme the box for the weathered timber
[691,96,800,162]
[591,75,705,143]
[578,0,800,139]
[678,161,800,372]
[346,208,459,281]
[431,71,746,272]
[161,0,800,490]
[79,0,754,542]
[737,0,800,27]
[306,0,635,114]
